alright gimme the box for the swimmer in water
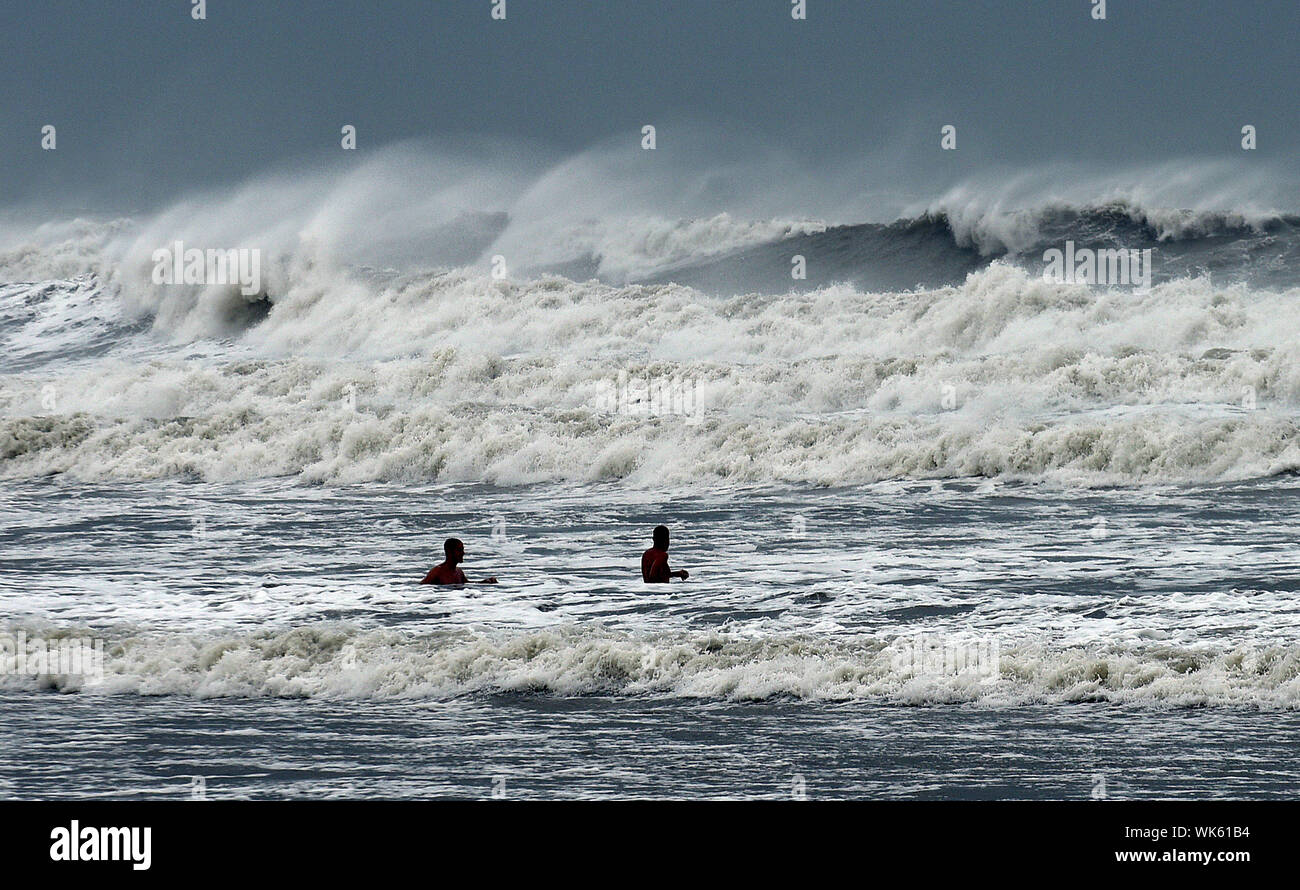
[420,537,498,585]
[641,525,688,583]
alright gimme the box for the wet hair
[652,525,669,546]
[444,537,463,555]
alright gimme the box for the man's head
[652,525,669,550]
[444,537,465,565]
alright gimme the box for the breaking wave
[1,143,1298,491]
[7,623,1300,709]
[2,255,1299,485]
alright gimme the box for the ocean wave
[933,199,1298,256]
[3,403,1296,486]
[4,189,1299,340]
[3,262,1299,485]
[6,623,1300,708]
[651,200,1300,295]
[8,257,1300,364]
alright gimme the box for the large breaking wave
[1,147,1298,487]
[2,258,1298,485]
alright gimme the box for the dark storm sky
[1,0,1296,210]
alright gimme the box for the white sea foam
[2,260,1298,485]
[5,622,1298,708]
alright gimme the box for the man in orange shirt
[641,525,688,583]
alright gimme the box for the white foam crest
[922,161,1295,255]
[135,260,1300,363]
[7,623,1299,708]
[1,377,1297,486]
[1,138,839,341]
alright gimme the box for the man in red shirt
[420,538,498,585]
[641,525,688,583]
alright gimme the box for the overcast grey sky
[2,0,1297,212]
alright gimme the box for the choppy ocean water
[6,693,1300,800]
[4,201,1300,799]
[3,478,1300,799]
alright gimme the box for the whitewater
[4,213,1300,487]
